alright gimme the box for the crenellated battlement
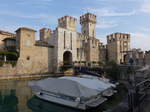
[107,33,130,43]
[80,13,97,37]
[58,15,77,31]
[40,28,52,33]
[58,15,77,22]
[40,28,52,41]
[80,13,96,24]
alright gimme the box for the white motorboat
[28,76,116,110]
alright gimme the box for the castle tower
[80,13,97,37]
[40,28,52,41]
[58,16,77,32]
[16,27,36,60]
[107,33,131,64]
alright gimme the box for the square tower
[107,33,131,64]
[16,27,36,60]
[58,16,77,32]
[40,28,52,41]
[80,13,97,37]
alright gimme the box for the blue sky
[0,0,150,50]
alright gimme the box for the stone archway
[63,51,72,66]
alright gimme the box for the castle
[0,13,132,75]
[49,13,101,72]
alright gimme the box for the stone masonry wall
[0,46,52,75]
[0,27,53,76]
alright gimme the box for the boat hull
[34,91,86,110]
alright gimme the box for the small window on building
[27,56,30,60]
[92,40,94,44]
[93,30,95,36]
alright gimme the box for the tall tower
[107,33,131,64]
[58,16,77,32]
[80,13,97,37]
[40,28,52,41]
[16,27,36,60]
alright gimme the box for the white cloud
[0,25,18,33]
[0,10,57,25]
[140,0,150,14]
[96,20,118,29]
[139,27,150,32]
[0,10,47,19]
[84,7,135,29]
[0,24,44,40]
[86,8,136,17]
[0,24,42,32]
[131,32,150,51]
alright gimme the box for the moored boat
[28,76,116,110]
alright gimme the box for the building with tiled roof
[0,30,16,51]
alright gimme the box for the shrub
[104,61,120,81]
[0,61,4,67]
[0,51,19,61]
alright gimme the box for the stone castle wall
[0,45,53,75]
[0,27,53,76]
[16,46,52,74]
[86,38,100,62]
[0,64,17,75]
[51,27,77,71]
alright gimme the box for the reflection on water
[0,79,96,112]
[0,79,103,112]
[0,80,96,112]
[0,90,18,112]
[0,80,87,112]
[0,79,126,112]
[0,80,33,112]
[28,96,83,112]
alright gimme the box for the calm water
[0,79,125,112]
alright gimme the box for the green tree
[104,61,120,81]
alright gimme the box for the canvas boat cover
[33,78,100,99]
[32,76,115,99]
[60,76,115,91]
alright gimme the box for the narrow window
[93,30,95,37]
[70,33,72,50]
[77,48,79,58]
[64,31,66,49]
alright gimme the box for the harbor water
[0,79,126,112]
